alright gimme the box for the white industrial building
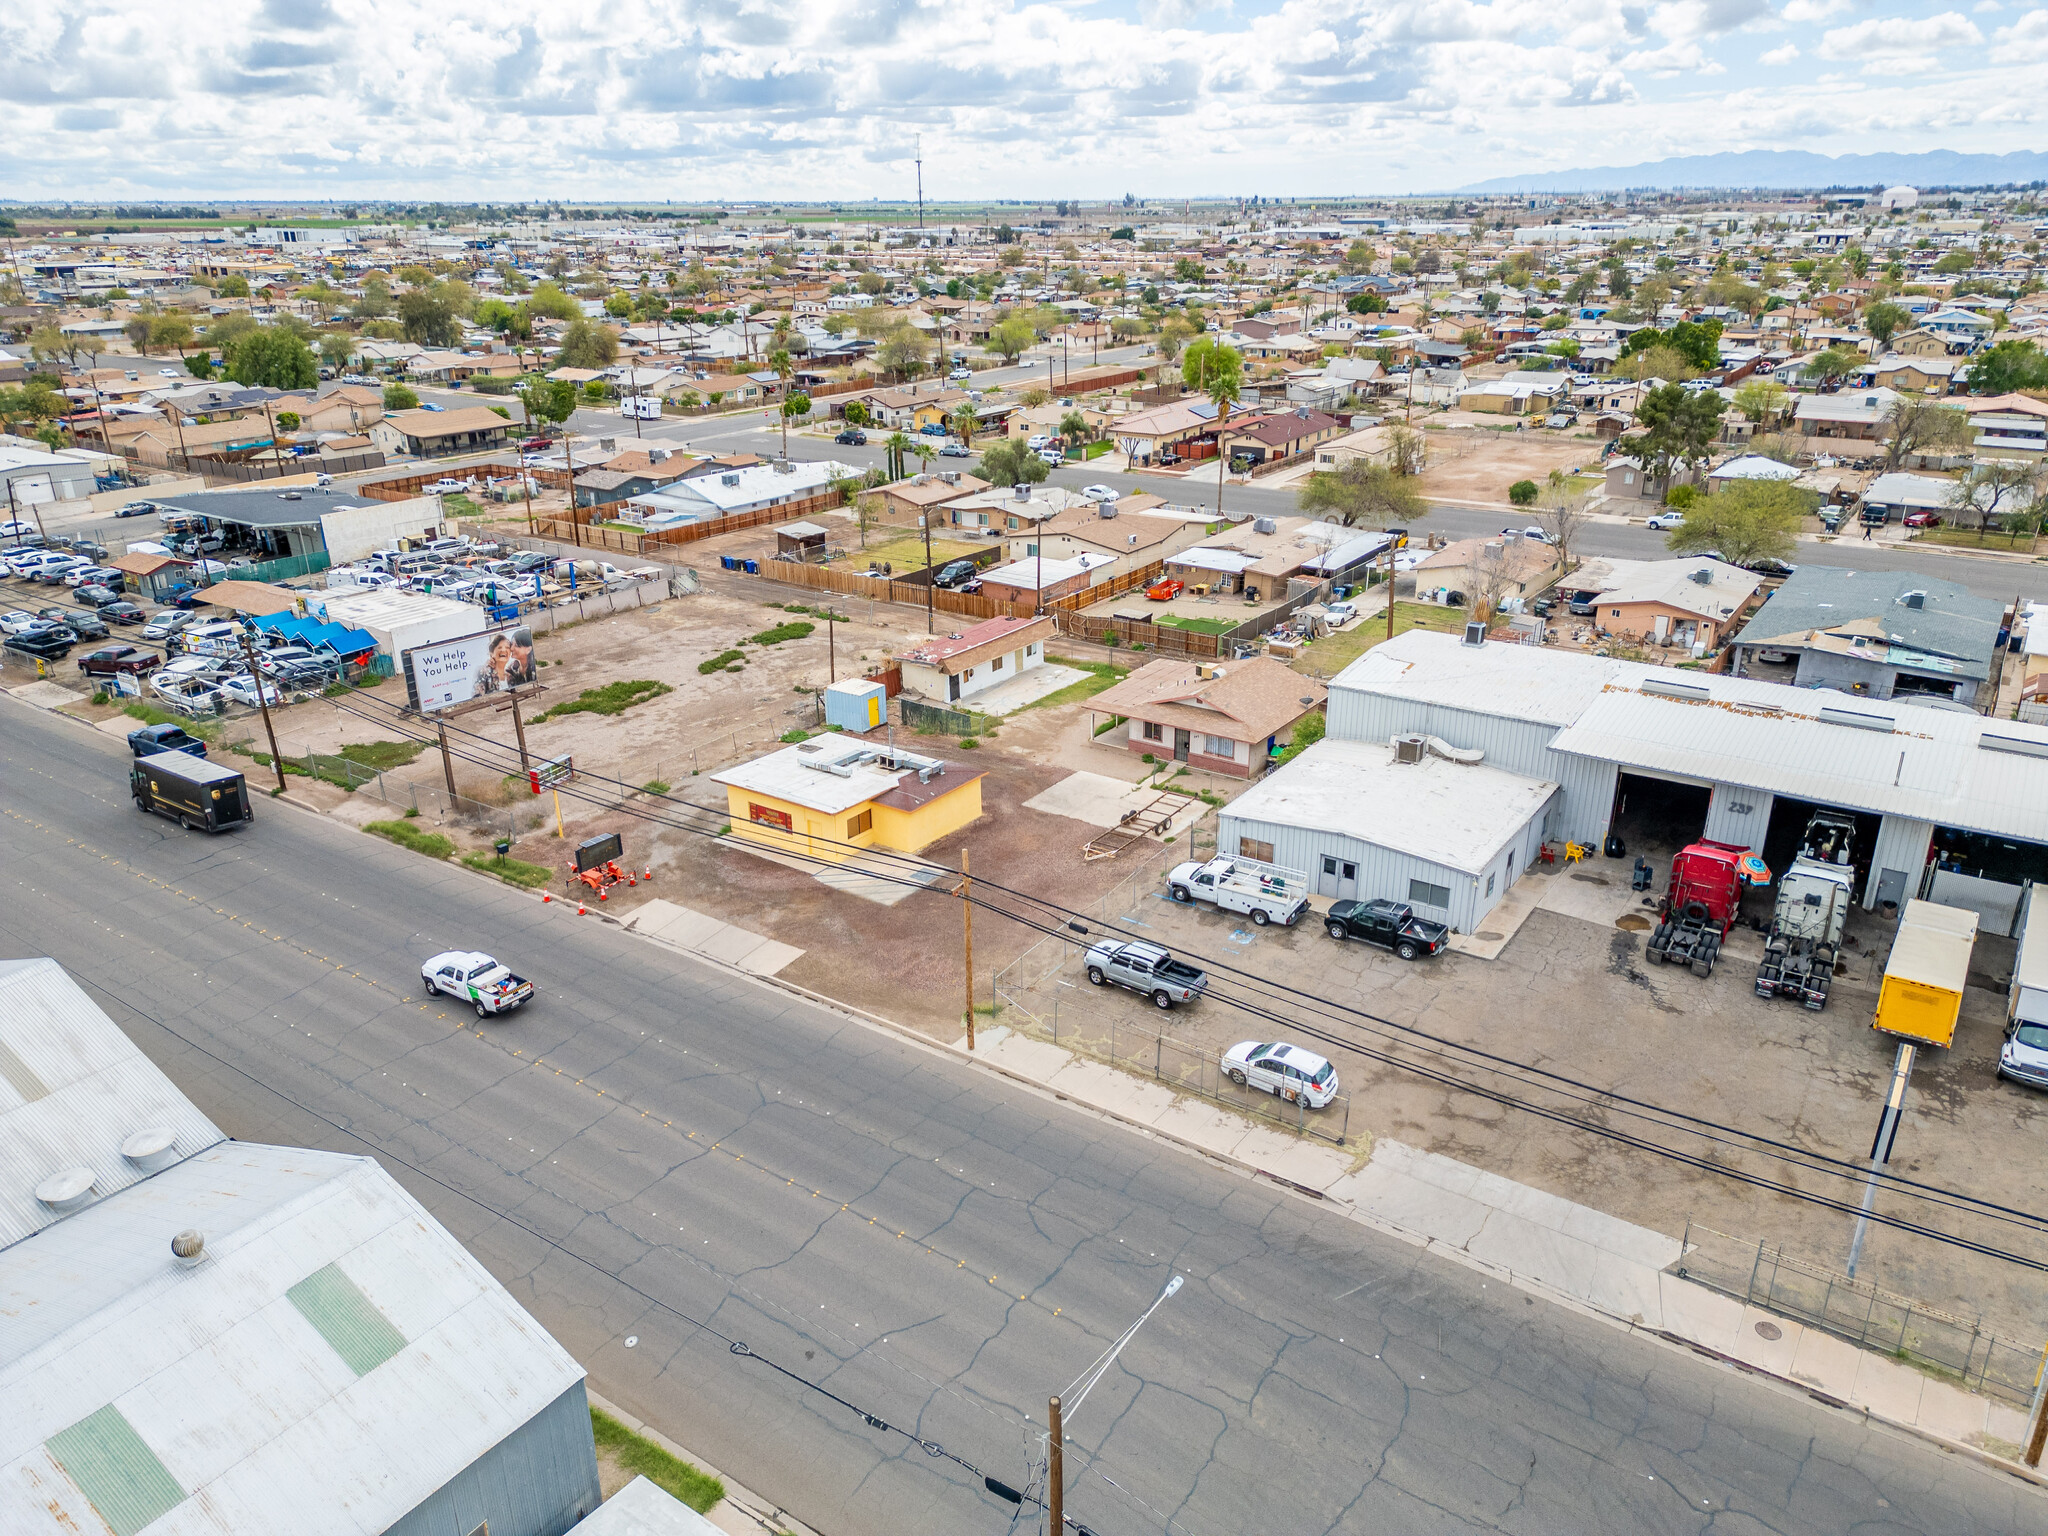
[1314,629,2048,932]
[0,957,604,1536]
[1220,737,1558,930]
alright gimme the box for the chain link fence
[1675,1221,2048,1410]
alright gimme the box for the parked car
[1146,578,1185,602]
[3,630,75,662]
[1744,558,1798,579]
[156,654,230,684]
[151,673,227,712]
[127,722,207,758]
[1904,510,1942,529]
[1322,899,1449,960]
[424,478,469,494]
[102,602,149,625]
[0,519,36,538]
[939,443,971,458]
[141,610,196,641]
[1038,448,1064,467]
[0,610,44,635]
[1027,434,1054,451]
[1219,1041,1339,1108]
[934,559,982,590]
[1323,600,1358,626]
[835,428,869,446]
[519,435,552,453]
[75,585,128,609]
[113,501,156,518]
[1645,511,1685,531]
[1504,526,1549,542]
[948,367,972,381]
[918,422,948,436]
[64,566,122,589]
[421,950,536,1018]
[218,671,285,708]
[253,644,320,676]
[77,645,161,678]
[52,609,108,639]
[1081,485,1120,504]
[32,555,91,583]
[1083,940,1208,1010]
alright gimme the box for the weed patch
[122,702,219,740]
[460,851,553,888]
[590,1410,724,1514]
[750,620,816,646]
[699,649,745,674]
[363,820,455,859]
[533,679,673,721]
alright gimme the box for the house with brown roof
[369,406,514,459]
[1089,656,1327,778]
[1220,408,1343,467]
[894,615,1055,704]
[878,471,988,524]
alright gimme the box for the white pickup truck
[422,950,536,1018]
[1166,855,1312,927]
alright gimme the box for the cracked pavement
[2,696,2040,1536]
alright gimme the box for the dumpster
[1873,899,1978,1048]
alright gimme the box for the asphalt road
[3,698,2038,1535]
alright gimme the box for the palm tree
[884,430,913,481]
[1185,338,1244,521]
[769,347,794,458]
[949,405,977,446]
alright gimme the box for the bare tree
[1386,422,1427,476]
[1880,396,1972,474]
[1949,460,2043,533]
[1534,470,1592,571]
[1462,539,1520,625]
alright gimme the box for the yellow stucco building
[711,739,983,864]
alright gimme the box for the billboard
[403,624,537,713]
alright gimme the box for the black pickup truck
[1322,899,1449,960]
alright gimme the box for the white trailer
[619,396,661,420]
[1166,855,1312,927]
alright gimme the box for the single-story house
[369,407,514,459]
[1220,408,1345,466]
[1412,533,1557,606]
[1584,558,1765,652]
[624,459,849,523]
[572,447,697,508]
[895,615,1053,704]
[877,471,988,524]
[1859,472,1962,520]
[1218,735,1559,930]
[1090,657,1326,779]
[1732,566,2000,702]
[976,551,1118,611]
[1603,455,1703,502]
[711,738,982,864]
[1457,373,1573,416]
[1793,388,1900,442]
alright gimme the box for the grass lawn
[1290,603,1470,676]
[1026,655,1129,711]
[1910,527,2039,553]
[847,533,982,573]
[1154,614,1236,635]
[363,820,455,860]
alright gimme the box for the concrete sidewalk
[963,1022,2040,1476]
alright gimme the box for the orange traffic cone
[541,892,552,903]
[598,888,608,901]
[576,904,587,915]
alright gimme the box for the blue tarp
[253,613,378,656]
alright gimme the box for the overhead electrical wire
[309,685,2048,1270]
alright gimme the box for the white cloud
[0,0,2034,198]
[1994,6,2048,55]
[1818,10,1984,56]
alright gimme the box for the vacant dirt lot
[1416,424,1600,506]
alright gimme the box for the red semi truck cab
[1664,840,1748,935]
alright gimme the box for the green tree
[1931,250,1972,275]
[398,288,459,347]
[1732,379,1788,424]
[1508,479,1539,506]
[843,400,872,428]
[1156,317,1195,361]
[184,353,213,379]
[225,329,317,390]
[976,438,1050,486]
[769,347,795,457]
[1664,480,1814,565]
[1863,300,1910,349]
[1058,410,1090,444]
[1183,337,1243,518]
[1963,339,2048,395]
[124,316,157,354]
[1345,291,1388,315]
[217,274,251,298]
[150,313,195,355]
[949,404,978,445]
[989,317,1034,363]
[528,281,582,321]
[1803,347,1860,388]
[1172,256,1205,283]
[1295,457,1424,528]
[276,411,301,432]
[1631,382,1722,486]
[318,332,355,372]
[877,325,929,379]
[383,383,421,411]
[519,378,577,427]
[1948,460,2043,532]
[352,276,392,320]
[603,292,633,318]
[557,317,619,370]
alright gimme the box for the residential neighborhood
[5,36,2048,1536]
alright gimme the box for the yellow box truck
[1872,899,1979,1048]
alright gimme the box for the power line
[310,687,2048,1270]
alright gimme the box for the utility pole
[922,512,934,634]
[240,634,287,795]
[915,134,925,233]
[1385,539,1397,642]
[437,717,457,799]
[1047,1394,1062,1534]
[962,848,975,1050]
[827,611,836,684]
[506,692,531,776]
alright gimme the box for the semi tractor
[1755,810,1861,1010]
[1646,840,1747,978]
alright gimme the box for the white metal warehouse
[1219,736,1559,932]
[1325,630,2048,929]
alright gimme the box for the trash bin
[743,559,758,575]
[720,555,736,570]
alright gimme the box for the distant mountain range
[1455,150,2048,194]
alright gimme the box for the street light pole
[1043,1273,1183,1530]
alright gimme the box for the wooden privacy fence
[528,491,845,556]
[1047,559,1165,612]
[1054,611,1225,657]
[760,558,1018,621]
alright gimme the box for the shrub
[642,780,671,794]
[364,819,455,859]
[1664,482,1703,510]
[780,728,812,744]
[1508,479,1539,506]
[749,620,816,646]
[958,737,979,749]
[699,649,745,674]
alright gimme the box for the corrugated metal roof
[1549,680,2048,844]
[569,1476,723,1536]
[1,1146,587,1536]
[0,959,224,1248]
[1330,629,1654,727]
[288,1263,407,1377]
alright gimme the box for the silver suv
[1083,940,1208,1010]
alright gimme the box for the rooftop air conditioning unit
[721,472,741,486]
[1098,503,1117,518]
[1462,621,1486,647]
[1690,568,1712,585]
[1014,483,1031,499]
[1902,590,1926,610]
[1253,516,1277,535]
[1394,734,1426,764]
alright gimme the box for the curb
[586,1388,825,1536]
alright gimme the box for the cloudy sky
[1,0,2040,201]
